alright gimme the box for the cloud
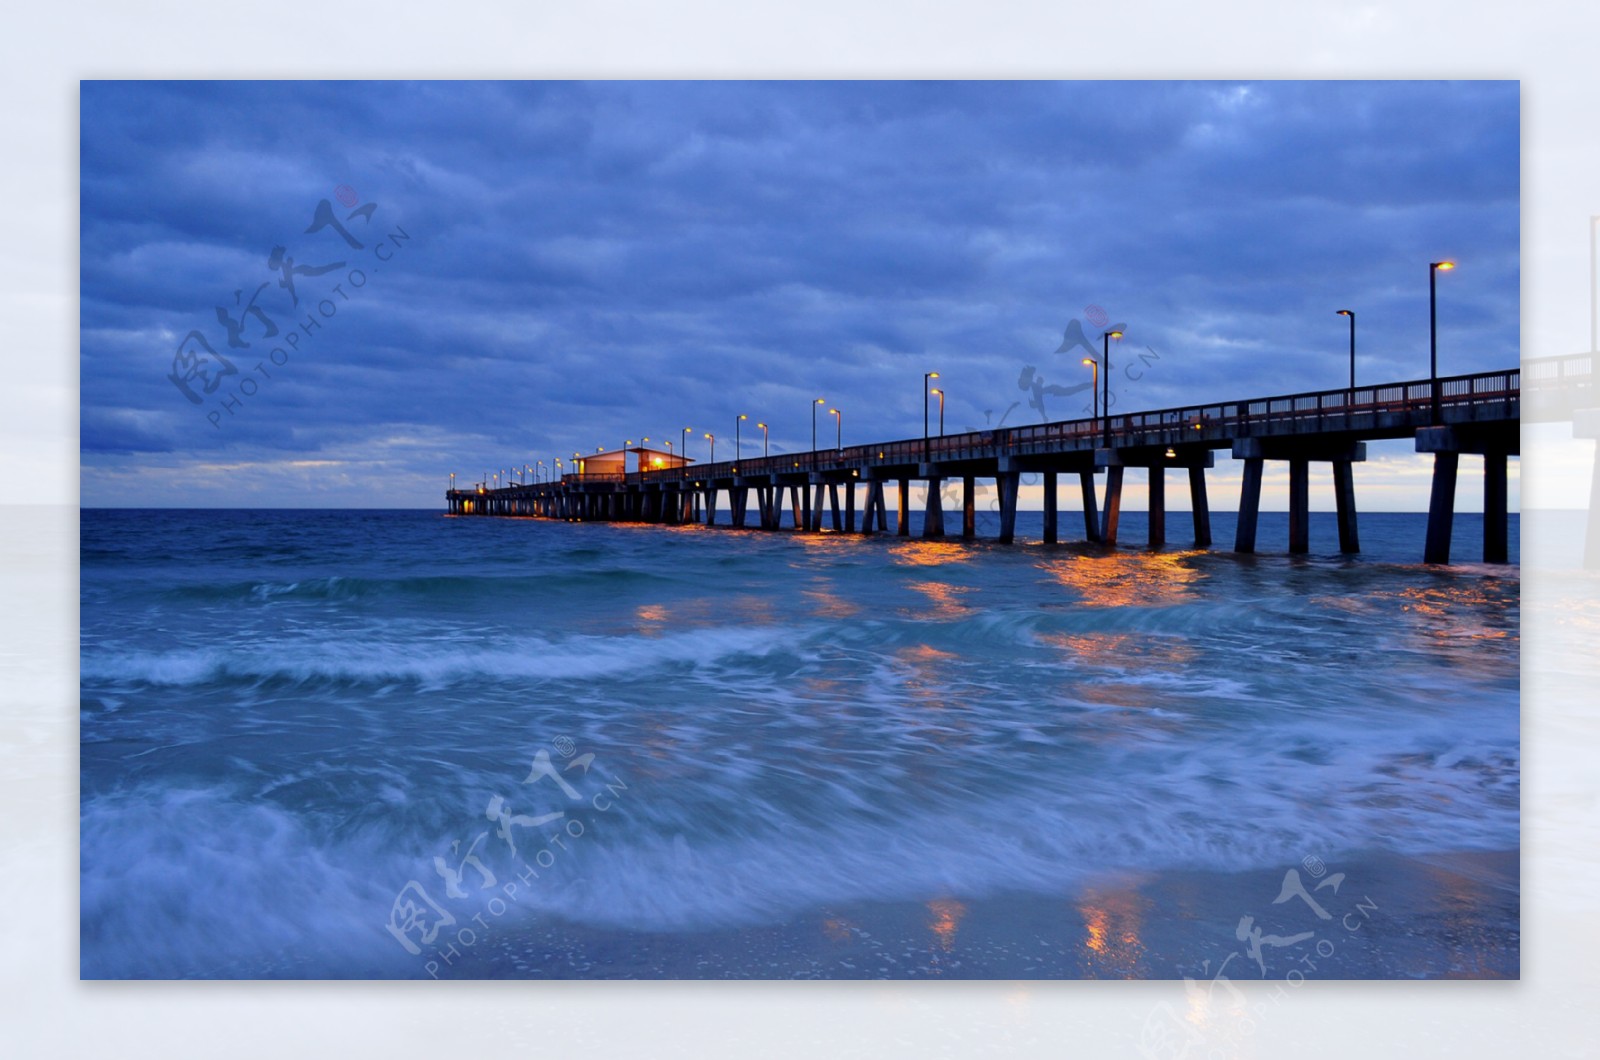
[79,80,1519,507]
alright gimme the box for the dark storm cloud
[79,80,1518,505]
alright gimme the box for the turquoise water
[79,509,1519,978]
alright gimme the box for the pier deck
[450,368,1521,564]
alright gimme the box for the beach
[79,508,1520,979]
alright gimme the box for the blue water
[79,508,1519,978]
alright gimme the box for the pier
[449,368,1521,564]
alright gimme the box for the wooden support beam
[1147,466,1165,549]
[962,476,976,539]
[997,472,1021,544]
[897,479,911,536]
[1483,451,1508,564]
[828,484,842,532]
[1333,459,1360,554]
[1042,470,1058,544]
[1235,457,1263,554]
[1424,451,1459,564]
[1080,470,1101,543]
[1288,458,1309,553]
[923,479,945,538]
[1188,465,1211,548]
[1100,465,1124,546]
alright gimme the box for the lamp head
[1432,261,1455,272]
[1108,330,1123,340]
[1336,309,1353,318]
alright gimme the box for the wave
[80,623,802,689]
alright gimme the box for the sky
[79,80,1521,509]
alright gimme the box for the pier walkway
[449,368,1521,564]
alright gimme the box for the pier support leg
[790,487,804,532]
[1588,442,1600,568]
[1100,466,1124,546]
[1483,451,1508,564]
[732,487,748,529]
[923,479,945,538]
[1080,470,1101,543]
[1148,466,1165,549]
[1288,458,1309,554]
[809,484,824,532]
[705,488,718,526]
[1333,459,1360,554]
[962,476,976,539]
[1042,471,1058,544]
[828,484,842,532]
[1235,457,1263,554]
[897,479,911,536]
[861,482,881,535]
[846,482,857,532]
[997,472,1021,544]
[1188,466,1212,548]
[1424,451,1459,564]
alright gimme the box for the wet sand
[426,847,1518,980]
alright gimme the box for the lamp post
[1336,309,1356,392]
[930,388,944,438]
[812,397,825,469]
[1592,216,1599,352]
[705,432,715,464]
[923,371,940,461]
[829,407,841,451]
[757,422,769,458]
[1080,357,1099,428]
[736,414,746,469]
[1429,261,1455,424]
[449,472,455,495]
[1101,330,1122,447]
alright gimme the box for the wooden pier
[449,368,1521,564]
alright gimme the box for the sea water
[79,508,1519,978]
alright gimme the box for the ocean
[79,507,1520,979]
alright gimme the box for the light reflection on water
[78,510,1521,978]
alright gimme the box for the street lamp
[1429,261,1455,424]
[757,422,769,458]
[812,397,825,468]
[829,407,842,450]
[1101,330,1123,447]
[682,427,692,469]
[923,371,940,461]
[930,388,945,438]
[1336,309,1356,392]
[1592,216,1599,352]
[1081,357,1099,426]
[449,471,455,494]
[705,432,715,463]
[736,414,746,468]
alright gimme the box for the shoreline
[423,847,1518,981]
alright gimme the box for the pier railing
[617,368,1517,484]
